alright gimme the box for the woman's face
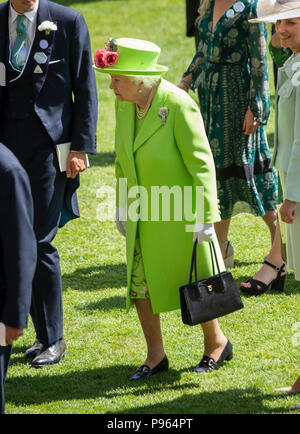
[109,75,140,102]
[276,18,300,53]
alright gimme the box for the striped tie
[11,15,27,71]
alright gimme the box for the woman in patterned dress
[179,0,278,267]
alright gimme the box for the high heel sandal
[219,240,234,269]
[241,260,286,296]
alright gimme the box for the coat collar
[279,52,300,80]
[116,78,169,166]
[133,78,168,153]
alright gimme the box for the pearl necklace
[135,86,156,119]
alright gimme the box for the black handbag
[179,240,244,325]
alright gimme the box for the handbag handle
[189,240,222,284]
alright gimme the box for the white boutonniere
[38,21,57,35]
[158,107,168,126]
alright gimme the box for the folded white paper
[0,322,7,346]
[56,142,89,172]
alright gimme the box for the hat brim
[93,64,168,76]
[249,7,300,23]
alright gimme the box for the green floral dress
[183,0,278,219]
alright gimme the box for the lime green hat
[93,38,168,76]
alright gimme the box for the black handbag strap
[189,240,222,284]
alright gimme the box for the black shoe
[130,355,169,381]
[241,260,286,296]
[31,339,66,368]
[194,340,233,373]
[25,339,45,360]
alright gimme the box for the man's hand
[66,152,88,179]
[270,32,282,49]
[5,326,23,345]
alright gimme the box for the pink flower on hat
[94,48,118,69]
[106,52,118,66]
[94,49,107,68]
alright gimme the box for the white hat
[250,0,300,23]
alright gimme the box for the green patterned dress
[183,0,278,219]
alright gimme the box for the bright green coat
[115,79,223,314]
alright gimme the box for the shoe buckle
[207,358,217,369]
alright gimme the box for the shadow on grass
[5,364,290,413]
[62,263,127,291]
[89,152,116,167]
[6,364,185,403]
[77,295,126,311]
[110,388,290,414]
[233,260,262,267]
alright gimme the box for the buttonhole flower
[38,21,57,35]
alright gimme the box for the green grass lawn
[3,0,300,414]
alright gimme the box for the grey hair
[128,75,161,89]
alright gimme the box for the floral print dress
[183,0,277,219]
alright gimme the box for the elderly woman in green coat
[94,38,233,380]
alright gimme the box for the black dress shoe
[31,339,66,368]
[194,340,233,373]
[25,339,45,360]
[130,355,169,381]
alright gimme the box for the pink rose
[94,49,107,68]
[105,51,118,66]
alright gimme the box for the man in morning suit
[0,0,98,367]
[0,142,37,414]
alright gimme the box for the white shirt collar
[10,0,39,24]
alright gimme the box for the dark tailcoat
[0,142,36,414]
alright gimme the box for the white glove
[115,207,126,237]
[193,223,214,243]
